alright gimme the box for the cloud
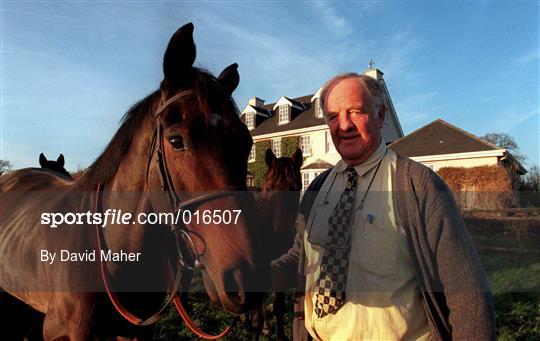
[194,9,339,103]
[0,9,69,19]
[506,107,539,130]
[394,91,439,130]
[377,29,425,86]
[0,141,38,169]
[311,1,352,36]
[516,48,540,66]
[486,107,539,132]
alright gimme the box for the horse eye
[168,136,185,150]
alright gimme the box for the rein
[95,89,240,339]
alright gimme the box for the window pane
[279,105,289,124]
[326,131,336,153]
[245,113,254,129]
[301,135,311,155]
[302,172,310,191]
[272,139,281,157]
[248,145,256,162]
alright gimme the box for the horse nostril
[223,268,246,304]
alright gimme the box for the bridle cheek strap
[151,89,195,211]
[96,89,237,338]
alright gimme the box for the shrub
[437,165,517,209]
[248,140,271,188]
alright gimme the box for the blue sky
[1,1,538,171]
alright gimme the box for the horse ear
[57,154,65,167]
[218,63,239,95]
[163,23,196,82]
[292,148,303,169]
[39,153,47,167]
[265,148,276,167]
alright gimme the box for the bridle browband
[96,89,243,339]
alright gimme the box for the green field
[468,214,540,340]
[156,215,540,340]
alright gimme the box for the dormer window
[278,105,290,125]
[245,113,255,130]
[314,98,323,118]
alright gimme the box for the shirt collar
[335,139,387,177]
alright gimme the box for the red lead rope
[94,182,236,338]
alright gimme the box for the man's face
[325,78,384,166]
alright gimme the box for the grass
[154,216,540,340]
[469,216,540,340]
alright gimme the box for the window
[248,145,256,162]
[302,173,310,191]
[245,113,255,130]
[278,105,290,124]
[272,139,281,157]
[325,131,336,153]
[300,135,311,155]
[246,176,255,187]
[314,98,323,118]
[302,171,323,191]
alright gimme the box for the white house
[240,67,404,190]
[388,119,526,180]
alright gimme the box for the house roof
[284,96,304,109]
[246,94,326,136]
[251,106,270,115]
[302,159,334,170]
[241,68,403,142]
[389,119,499,157]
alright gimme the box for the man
[272,73,495,340]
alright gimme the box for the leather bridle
[95,89,245,339]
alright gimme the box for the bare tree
[0,160,12,175]
[480,133,526,163]
[519,165,540,191]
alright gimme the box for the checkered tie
[314,167,358,318]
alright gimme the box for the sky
[1,1,538,171]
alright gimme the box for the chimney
[248,97,265,108]
[364,68,384,81]
[364,59,384,81]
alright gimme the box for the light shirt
[303,140,431,340]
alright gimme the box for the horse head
[260,148,303,258]
[0,23,271,339]
[263,148,303,194]
[39,153,72,179]
[144,23,268,313]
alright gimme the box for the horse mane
[73,68,235,190]
[73,90,160,190]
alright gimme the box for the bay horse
[0,23,269,340]
[250,148,302,341]
[39,153,72,179]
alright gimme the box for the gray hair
[320,73,387,118]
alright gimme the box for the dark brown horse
[261,148,303,259]
[251,148,302,341]
[0,23,269,340]
[39,153,72,179]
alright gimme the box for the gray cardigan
[272,154,495,340]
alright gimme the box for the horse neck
[108,115,155,196]
[102,115,157,253]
